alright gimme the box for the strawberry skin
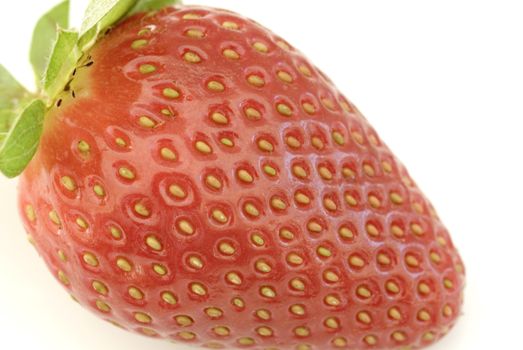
[18,5,464,350]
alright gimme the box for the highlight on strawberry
[0,0,465,349]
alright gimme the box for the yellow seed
[391,224,404,238]
[119,167,135,180]
[134,203,150,217]
[255,309,270,320]
[325,317,339,329]
[232,297,245,308]
[247,74,265,87]
[131,39,148,49]
[211,112,228,125]
[93,184,105,197]
[340,101,351,112]
[287,253,303,265]
[430,252,442,263]
[388,307,402,320]
[160,147,176,160]
[351,131,364,144]
[257,139,274,152]
[77,140,90,154]
[205,307,223,318]
[223,48,240,59]
[83,253,99,267]
[290,304,305,315]
[187,255,203,269]
[382,161,393,173]
[244,106,261,120]
[175,315,194,327]
[277,103,292,116]
[332,131,345,145]
[364,335,377,346]
[318,166,333,180]
[145,235,162,251]
[294,192,310,205]
[386,281,400,294]
[294,327,310,337]
[237,169,253,183]
[338,226,354,239]
[357,311,372,324]
[25,205,36,222]
[109,226,122,239]
[405,255,420,267]
[317,246,332,257]
[260,286,276,298]
[255,259,272,273]
[161,292,177,305]
[117,258,132,272]
[96,300,110,313]
[342,166,356,178]
[195,140,212,154]
[256,326,273,337]
[60,176,76,191]
[191,282,207,296]
[298,65,312,77]
[253,42,268,53]
[324,294,340,306]
[244,202,259,216]
[277,71,293,83]
[212,209,228,224]
[168,184,186,199]
[213,326,229,336]
[368,195,381,208]
[141,328,157,336]
[263,164,277,176]
[286,136,301,148]
[154,263,167,275]
[411,223,424,236]
[178,331,195,340]
[183,13,201,20]
[377,253,391,265]
[58,271,70,285]
[207,81,225,92]
[303,102,316,114]
[163,87,180,99]
[363,164,375,177]
[222,21,239,30]
[323,270,339,283]
[344,194,358,207]
[292,165,308,179]
[444,279,454,289]
[183,51,201,63]
[290,278,305,291]
[220,138,233,148]
[129,287,144,300]
[437,236,447,246]
[279,228,295,240]
[323,198,337,211]
[186,29,204,38]
[349,255,365,268]
[357,286,372,299]
[418,282,431,295]
[177,219,194,235]
[277,40,290,50]
[390,192,404,204]
[204,175,221,190]
[58,250,67,262]
[76,217,88,230]
[135,312,152,323]
[307,221,322,233]
[322,99,336,110]
[332,337,347,347]
[219,242,235,255]
[226,272,242,285]
[366,223,379,237]
[392,331,406,342]
[270,197,287,210]
[49,210,61,226]
[418,310,431,321]
[250,233,265,246]
[139,64,156,74]
[238,337,255,346]
[92,281,108,295]
[413,202,424,213]
[443,304,453,317]
[423,332,435,342]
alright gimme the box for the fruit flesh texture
[18,6,464,350]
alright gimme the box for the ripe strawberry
[10,3,464,350]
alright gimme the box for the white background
[1,1,522,349]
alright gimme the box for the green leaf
[43,29,80,100]
[79,0,137,51]
[129,0,181,15]
[30,0,70,87]
[0,99,46,178]
[0,65,31,134]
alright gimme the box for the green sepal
[0,64,32,135]
[44,29,80,102]
[29,0,70,88]
[129,0,181,15]
[0,100,46,178]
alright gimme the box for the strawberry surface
[18,5,464,349]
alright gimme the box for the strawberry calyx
[0,0,181,178]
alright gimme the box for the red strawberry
[9,3,464,350]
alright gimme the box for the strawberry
[1,1,465,349]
